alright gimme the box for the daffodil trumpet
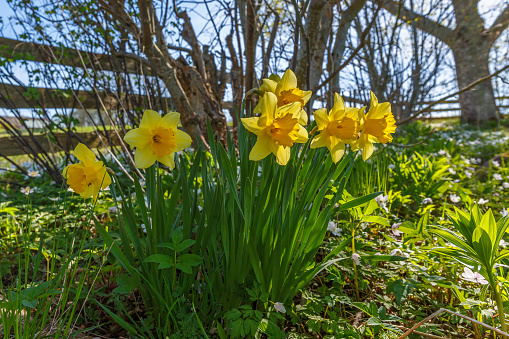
[310,93,360,163]
[123,110,192,169]
[241,92,308,165]
[255,69,312,125]
[62,143,112,203]
[353,91,397,161]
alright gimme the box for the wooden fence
[1,37,508,156]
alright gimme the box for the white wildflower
[49,197,60,202]
[27,170,40,178]
[476,198,489,205]
[460,267,489,285]
[502,209,509,217]
[493,160,500,167]
[422,198,433,205]
[109,206,117,213]
[450,194,460,203]
[390,249,403,256]
[494,173,503,181]
[375,194,389,213]
[274,302,286,313]
[20,187,34,195]
[351,253,361,265]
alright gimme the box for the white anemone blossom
[327,221,342,236]
[351,253,361,265]
[375,194,389,213]
[449,194,460,203]
[274,302,286,313]
[20,187,34,195]
[422,198,433,205]
[460,267,488,285]
[476,198,489,205]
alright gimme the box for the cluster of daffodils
[62,70,396,202]
[242,69,396,165]
[63,110,192,202]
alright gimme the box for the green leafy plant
[430,205,509,331]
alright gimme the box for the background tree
[382,0,509,124]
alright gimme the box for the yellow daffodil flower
[242,92,308,165]
[63,143,111,203]
[353,92,397,161]
[256,69,311,125]
[310,93,359,163]
[124,110,192,169]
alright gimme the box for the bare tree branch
[381,0,454,46]
[398,62,509,125]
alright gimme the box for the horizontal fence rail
[0,131,124,157]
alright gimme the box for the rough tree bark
[382,0,509,124]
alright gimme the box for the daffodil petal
[124,127,152,148]
[73,143,96,162]
[314,108,329,130]
[62,165,70,178]
[261,92,278,121]
[174,129,192,151]
[274,145,291,165]
[139,110,162,130]
[249,135,272,161]
[362,142,375,161]
[278,102,301,119]
[260,79,277,93]
[301,90,312,105]
[158,154,176,169]
[330,141,346,164]
[134,147,157,169]
[242,117,264,135]
[81,184,94,200]
[160,111,180,130]
[310,131,329,149]
[370,91,379,107]
[276,69,298,94]
[298,109,308,125]
[296,125,309,143]
[100,170,112,189]
[332,93,347,120]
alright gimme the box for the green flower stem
[352,228,360,302]
[488,272,507,333]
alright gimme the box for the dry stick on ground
[397,308,509,339]
[398,62,509,125]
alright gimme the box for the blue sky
[0,0,507,118]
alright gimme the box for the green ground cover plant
[2,94,509,338]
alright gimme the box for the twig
[394,325,447,339]
[313,1,382,94]
[397,308,509,339]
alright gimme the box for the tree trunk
[452,45,498,124]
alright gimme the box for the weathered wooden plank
[0,131,124,157]
[0,83,155,110]
[0,37,143,73]
[0,83,232,110]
